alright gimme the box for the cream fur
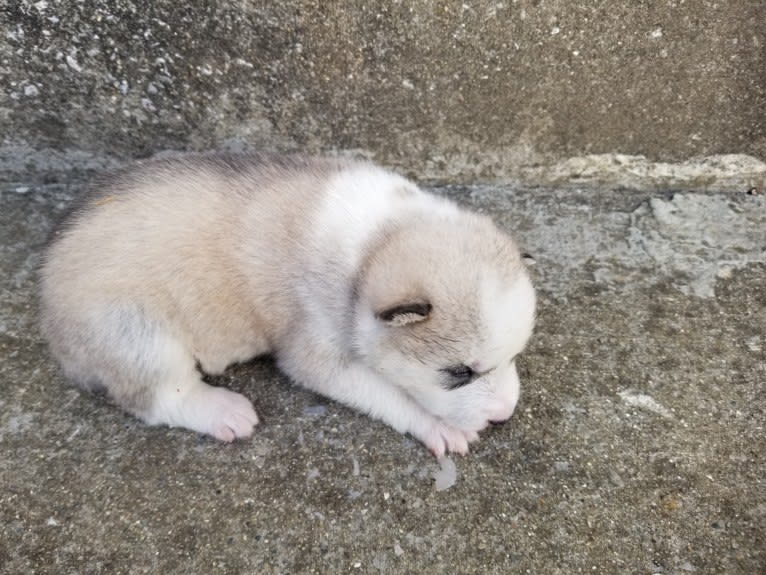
[39,153,536,455]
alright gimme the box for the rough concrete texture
[1,156,764,574]
[2,1,765,186]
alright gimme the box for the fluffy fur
[39,153,536,456]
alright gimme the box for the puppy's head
[352,213,536,433]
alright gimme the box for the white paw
[418,419,480,458]
[181,384,259,442]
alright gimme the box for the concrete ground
[3,2,765,181]
[0,161,764,574]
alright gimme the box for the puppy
[39,153,536,456]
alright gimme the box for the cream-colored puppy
[40,153,535,456]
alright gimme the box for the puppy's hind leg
[145,343,260,442]
[56,304,259,442]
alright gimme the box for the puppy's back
[39,153,355,368]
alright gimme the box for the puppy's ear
[376,301,432,327]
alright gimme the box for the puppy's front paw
[418,420,479,458]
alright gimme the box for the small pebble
[433,457,458,491]
[303,404,327,417]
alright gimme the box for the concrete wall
[2,0,764,185]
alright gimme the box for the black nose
[489,419,509,427]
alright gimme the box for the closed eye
[441,364,477,390]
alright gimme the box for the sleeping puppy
[39,153,536,456]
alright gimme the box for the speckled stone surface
[2,1,765,182]
[0,157,764,574]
